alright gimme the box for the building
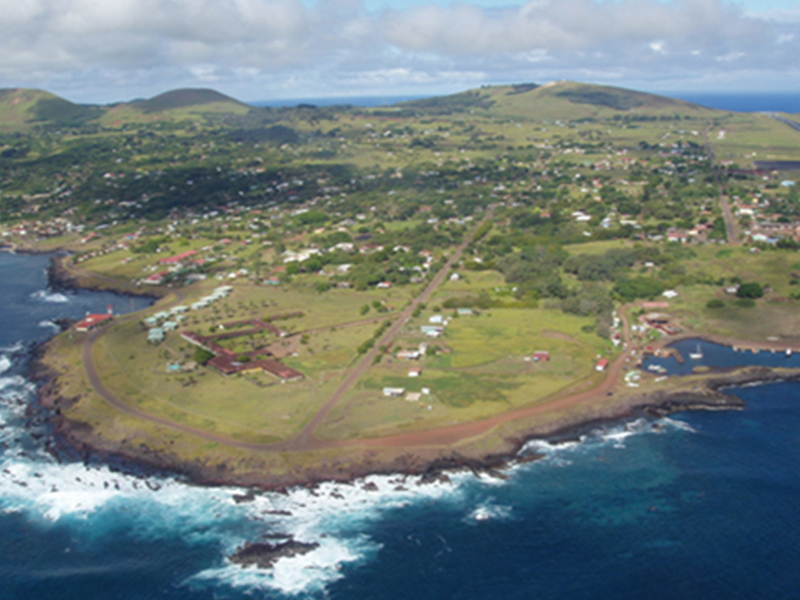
[383,387,405,397]
[148,328,166,343]
[533,351,550,362]
[159,250,198,265]
[75,306,113,332]
[596,358,609,372]
[408,367,422,377]
[143,271,169,285]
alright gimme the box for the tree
[736,282,764,299]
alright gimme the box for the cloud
[0,0,797,101]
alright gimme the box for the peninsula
[4,81,800,487]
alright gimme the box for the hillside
[0,88,99,129]
[399,81,718,120]
[132,88,249,113]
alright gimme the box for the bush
[706,299,725,309]
[736,282,764,299]
[734,298,756,308]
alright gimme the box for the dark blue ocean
[2,252,800,599]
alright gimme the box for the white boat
[689,344,703,360]
[787,349,793,357]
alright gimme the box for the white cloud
[0,0,797,101]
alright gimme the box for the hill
[400,81,717,120]
[101,88,252,126]
[132,88,249,113]
[0,88,99,129]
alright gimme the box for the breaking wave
[0,342,699,598]
[30,290,70,303]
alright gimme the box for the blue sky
[0,0,798,103]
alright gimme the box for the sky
[1,0,799,104]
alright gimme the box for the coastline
[25,250,800,492]
[34,350,792,491]
[46,253,165,299]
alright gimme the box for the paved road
[704,126,738,244]
[769,113,800,133]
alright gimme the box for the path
[704,125,738,244]
[287,208,495,448]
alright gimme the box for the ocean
[1,251,800,599]
[251,92,800,114]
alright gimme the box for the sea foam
[0,346,699,598]
[30,290,70,303]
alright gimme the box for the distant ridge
[398,81,713,119]
[132,88,248,113]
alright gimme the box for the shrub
[706,299,725,309]
[736,282,764,299]
[734,298,756,308]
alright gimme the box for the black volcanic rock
[230,540,320,569]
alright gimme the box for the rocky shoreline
[34,355,796,493]
[46,254,163,299]
[24,249,800,493]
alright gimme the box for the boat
[689,344,703,360]
[787,349,793,357]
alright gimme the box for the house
[420,325,444,338]
[408,367,422,377]
[533,351,550,362]
[596,358,609,371]
[457,308,474,316]
[429,315,444,324]
[383,387,405,397]
[159,250,198,265]
[376,281,393,289]
[75,309,113,332]
[397,350,421,360]
[405,392,422,402]
[148,328,166,343]
[143,271,169,285]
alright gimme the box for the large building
[75,306,113,332]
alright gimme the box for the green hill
[132,88,249,113]
[400,81,717,120]
[101,88,251,126]
[0,88,99,129]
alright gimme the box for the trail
[287,208,494,449]
[704,124,738,244]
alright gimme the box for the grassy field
[648,246,800,341]
[709,113,800,165]
[315,307,614,440]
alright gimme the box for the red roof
[75,313,113,331]
[596,358,609,369]
[159,250,198,264]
